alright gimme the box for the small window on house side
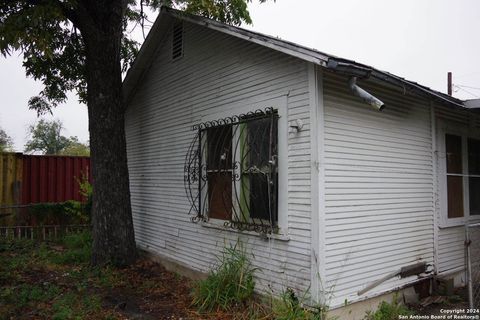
[446,134,464,218]
[444,134,480,219]
[172,22,183,60]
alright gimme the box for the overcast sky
[1,0,479,152]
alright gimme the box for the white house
[123,7,479,315]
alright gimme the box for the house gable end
[124,13,314,298]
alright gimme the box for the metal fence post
[466,223,480,309]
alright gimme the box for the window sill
[200,221,290,242]
[439,216,480,229]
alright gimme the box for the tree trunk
[80,3,136,266]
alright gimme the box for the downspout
[348,77,385,111]
[431,103,439,277]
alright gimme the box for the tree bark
[78,1,136,266]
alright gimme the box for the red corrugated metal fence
[21,155,91,204]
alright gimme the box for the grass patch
[50,231,92,265]
[52,292,102,320]
[1,233,296,319]
[192,242,256,312]
[272,288,330,320]
[363,294,413,320]
[0,232,115,319]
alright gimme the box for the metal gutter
[370,70,465,108]
[326,57,465,109]
[465,99,480,109]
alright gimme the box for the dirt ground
[1,235,474,320]
[0,236,255,320]
[98,259,259,320]
[409,287,473,317]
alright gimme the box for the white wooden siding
[434,104,478,274]
[437,226,465,272]
[323,74,435,307]
[125,21,313,295]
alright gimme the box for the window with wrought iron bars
[184,108,279,234]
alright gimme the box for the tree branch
[54,0,94,34]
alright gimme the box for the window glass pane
[447,175,464,218]
[249,174,271,220]
[207,126,232,170]
[468,138,480,175]
[207,172,232,220]
[470,177,480,215]
[249,118,273,164]
[246,117,278,222]
[446,134,462,174]
[206,126,232,220]
[248,118,271,221]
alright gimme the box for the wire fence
[0,224,90,241]
[466,223,480,309]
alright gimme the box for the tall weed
[192,241,256,312]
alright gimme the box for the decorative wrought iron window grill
[184,107,279,234]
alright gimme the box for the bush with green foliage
[76,172,93,218]
[23,175,92,226]
[192,241,256,312]
[26,200,90,225]
[363,294,413,320]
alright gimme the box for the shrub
[26,201,90,226]
[77,172,93,219]
[192,242,256,312]
[22,173,92,226]
[63,200,90,224]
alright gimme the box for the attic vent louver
[172,22,183,60]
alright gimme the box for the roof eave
[123,7,467,110]
[162,7,329,66]
[325,57,465,109]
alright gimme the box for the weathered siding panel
[434,104,477,274]
[125,21,313,294]
[437,226,465,272]
[323,74,435,307]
